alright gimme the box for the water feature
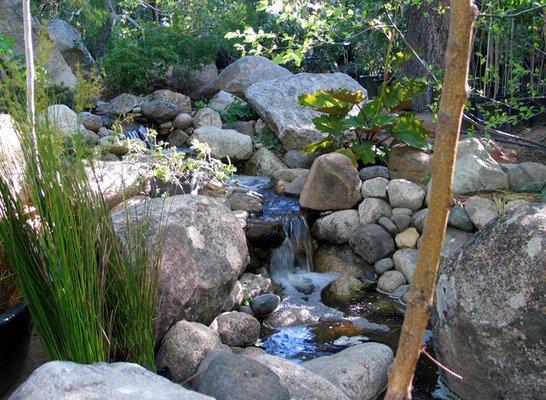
[233,175,451,399]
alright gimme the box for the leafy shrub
[219,99,256,126]
[254,128,282,151]
[125,137,236,196]
[299,79,429,165]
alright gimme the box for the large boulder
[198,56,292,99]
[87,161,150,209]
[195,351,291,400]
[241,147,287,176]
[96,93,141,116]
[143,90,191,115]
[303,343,393,400]
[111,195,249,340]
[155,321,221,383]
[9,361,212,400]
[502,162,546,192]
[43,104,84,135]
[300,153,362,211]
[245,73,366,150]
[241,348,351,400]
[0,0,76,89]
[0,114,25,197]
[433,203,545,399]
[46,19,92,70]
[452,138,509,194]
[193,127,254,161]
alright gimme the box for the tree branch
[479,3,546,19]
[384,1,478,399]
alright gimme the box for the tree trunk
[384,1,478,399]
[401,0,450,111]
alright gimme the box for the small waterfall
[270,215,313,279]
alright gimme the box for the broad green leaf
[299,90,353,116]
[312,115,348,136]
[352,142,377,165]
[392,112,429,149]
[371,113,398,127]
[304,137,334,154]
[361,99,381,119]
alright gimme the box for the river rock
[311,210,360,245]
[464,196,499,229]
[243,347,351,400]
[244,219,285,247]
[361,177,389,199]
[411,208,428,233]
[388,146,432,183]
[395,227,420,248]
[284,150,318,169]
[227,191,262,214]
[166,129,190,148]
[246,73,366,150]
[433,203,545,399]
[391,212,412,232]
[359,165,390,181]
[448,205,474,232]
[285,175,307,196]
[313,244,368,278]
[263,307,317,329]
[251,294,281,317]
[46,19,92,70]
[141,100,179,123]
[195,351,290,400]
[239,273,274,298]
[198,56,292,99]
[80,112,102,132]
[358,198,392,225]
[210,311,261,347]
[300,153,362,210]
[96,93,141,116]
[453,138,509,194]
[323,275,369,303]
[374,258,394,275]
[393,248,419,284]
[378,216,398,235]
[156,321,221,383]
[9,361,212,400]
[242,147,287,176]
[377,270,406,293]
[111,195,248,341]
[303,343,393,400]
[173,113,193,130]
[387,179,426,211]
[349,224,396,264]
[502,161,546,192]
[193,127,253,161]
[224,280,244,311]
[193,107,223,129]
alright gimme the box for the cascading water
[269,215,313,279]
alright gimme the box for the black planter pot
[0,302,32,394]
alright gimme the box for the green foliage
[219,99,256,126]
[0,64,160,368]
[125,137,236,197]
[300,80,429,165]
[254,128,282,151]
[194,100,208,110]
[226,0,389,74]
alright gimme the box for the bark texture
[402,0,449,111]
[384,1,478,399]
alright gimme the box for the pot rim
[0,302,27,325]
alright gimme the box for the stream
[234,176,451,400]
